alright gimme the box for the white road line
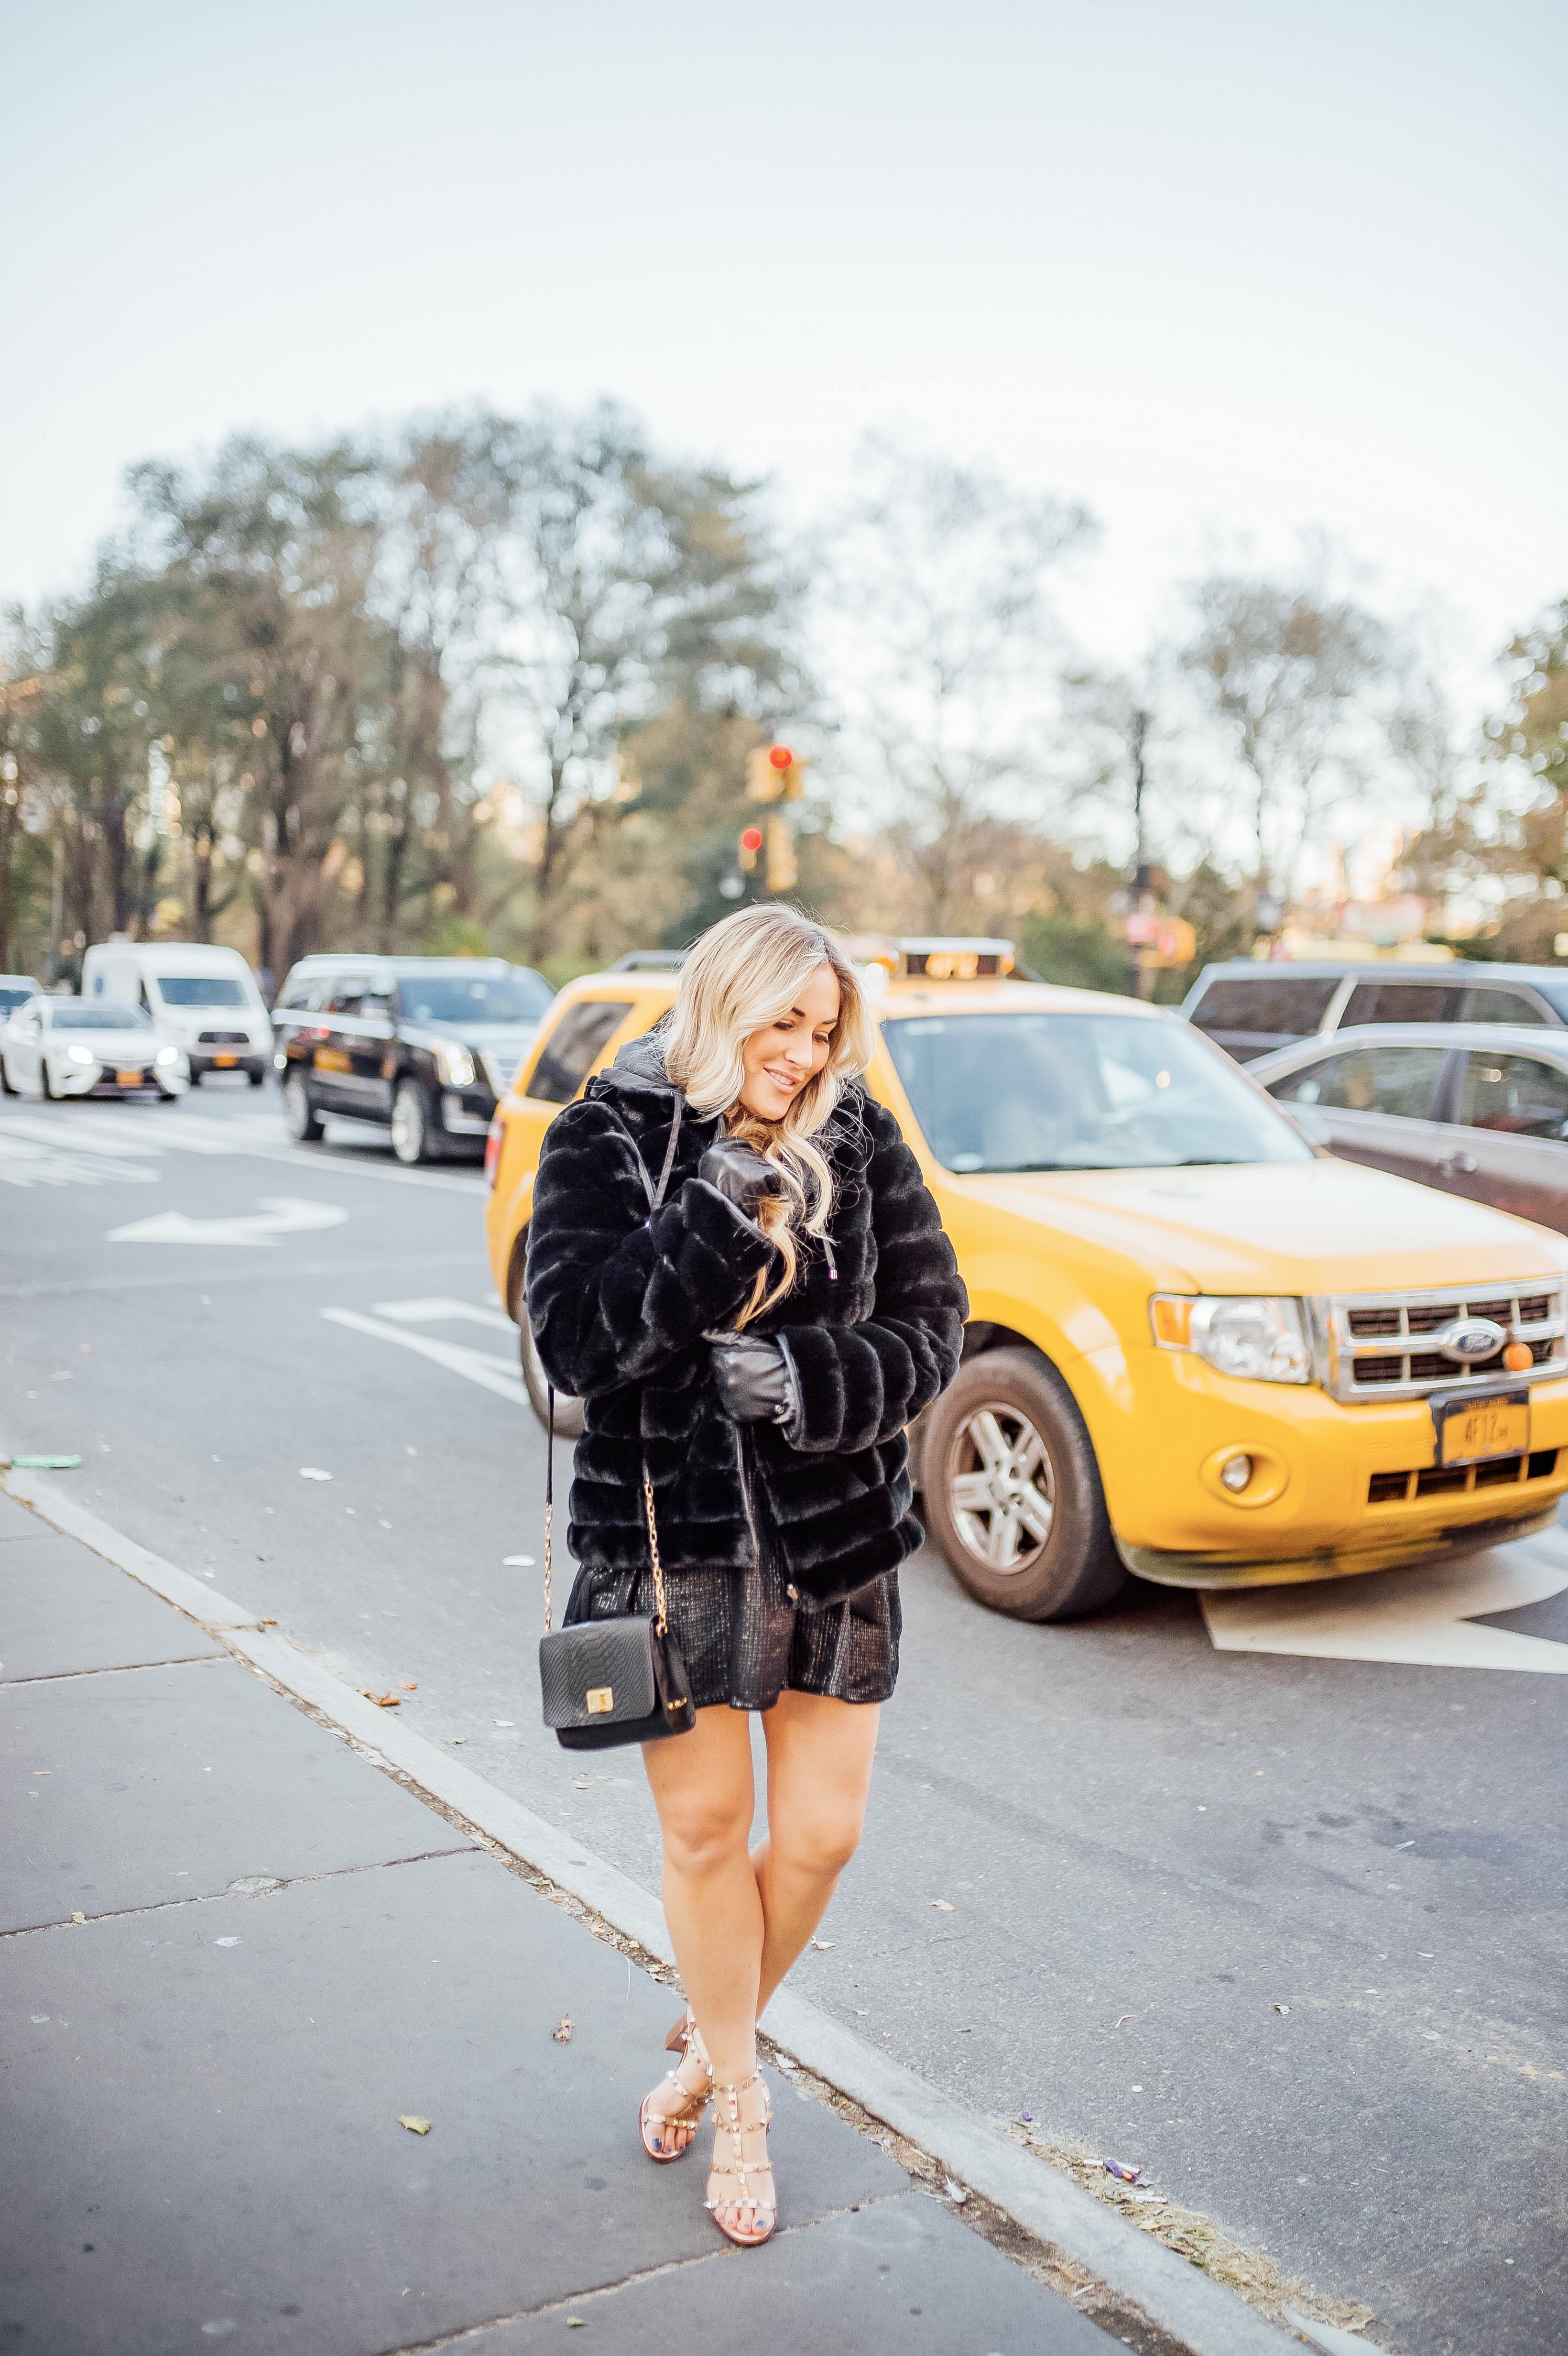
[0,1133,160,1189]
[321,1305,524,1405]
[0,1106,487,1195]
[370,1295,513,1332]
[1202,1530,1568,1672]
[107,1197,350,1246]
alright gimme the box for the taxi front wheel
[514,1243,587,1440]
[923,1348,1127,1621]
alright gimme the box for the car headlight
[1151,1295,1313,1385]
[66,1044,96,1065]
[155,1045,178,1067]
[435,1042,476,1088]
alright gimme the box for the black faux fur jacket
[525,1035,968,1610]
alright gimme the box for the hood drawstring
[822,1235,838,1282]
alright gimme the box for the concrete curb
[5,1468,1298,2356]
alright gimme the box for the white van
[82,941,273,1084]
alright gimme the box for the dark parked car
[1182,958,1568,1064]
[1250,1023,1568,1234]
[273,955,555,1164]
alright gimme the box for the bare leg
[643,1704,775,2239]
[753,1691,880,2016]
[642,1705,762,2087]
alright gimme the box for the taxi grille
[1367,1449,1558,1504]
[1316,1285,1568,1402]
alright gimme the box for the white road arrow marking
[1202,1530,1568,1673]
[106,1196,349,1247]
[321,1306,524,1406]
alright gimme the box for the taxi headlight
[435,1041,476,1088]
[66,1044,96,1065]
[1151,1295,1312,1385]
[155,1045,178,1067]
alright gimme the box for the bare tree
[1176,557,1391,924]
[497,405,797,962]
[819,438,1095,928]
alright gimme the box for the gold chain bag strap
[538,1384,695,1749]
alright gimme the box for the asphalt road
[4,1079,1565,2356]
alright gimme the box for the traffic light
[738,824,765,875]
[745,742,807,803]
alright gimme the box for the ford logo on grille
[1440,1318,1507,1363]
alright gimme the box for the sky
[3,0,1563,721]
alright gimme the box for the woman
[526,904,966,2247]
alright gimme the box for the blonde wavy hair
[663,904,875,1324]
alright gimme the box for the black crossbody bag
[535,1088,696,1751]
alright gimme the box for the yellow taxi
[485,939,1568,1620]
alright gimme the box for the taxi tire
[514,1243,587,1439]
[922,1347,1127,1622]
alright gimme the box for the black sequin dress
[563,1555,900,1713]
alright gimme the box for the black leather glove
[709,1333,795,1426]
[698,1137,783,1220]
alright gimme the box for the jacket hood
[593,1027,687,1102]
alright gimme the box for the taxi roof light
[845,935,1016,981]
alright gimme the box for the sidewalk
[0,1481,1114,2356]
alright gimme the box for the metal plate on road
[1435,1387,1529,1466]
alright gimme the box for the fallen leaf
[360,1691,401,1708]
[398,2115,431,2136]
[401,1680,418,1691]
[258,1617,277,1627]
[71,1911,86,1924]
[552,2015,573,2043]
[930,1899,955,1911]
[1273,2002,1291,2016]
[812,1939,835,1951]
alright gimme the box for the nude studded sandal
[705,2070,776,2247]
[639,2008,713,2162]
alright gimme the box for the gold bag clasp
[585,1686,614,1714]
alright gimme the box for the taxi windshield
[882,1010,1312,1173]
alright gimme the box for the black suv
[273,955,555,1164]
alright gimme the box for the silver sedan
[1248,1021,1568,1233]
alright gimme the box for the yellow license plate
[314,1047,350,1072]
[116,1068,145,1087]
[213,1052,238,1068]
[1440,1397,1529,1466]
